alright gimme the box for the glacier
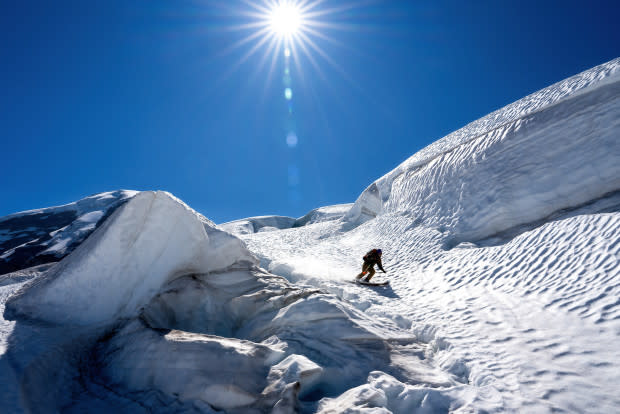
[0,57,619,413]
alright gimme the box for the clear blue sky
[1,1,618,223]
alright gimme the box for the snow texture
[0,58,619,413]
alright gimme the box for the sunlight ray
[238,31,275,66]
[302,26,347,48]
[235,10,269,20]
[302,20,367,32]
[254,36,278,76]
[239,0,272,15]
[218,26,272,58]
[289,42,307,82]
[226,20,269,32]
[298,31,359,88]
[295,35,329,83]
[263,37,284,96]
[299,0,331,13]
[216,30,275,83]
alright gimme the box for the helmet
[377,249,382,255]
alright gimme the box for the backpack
[363,249,378,261]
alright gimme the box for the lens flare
[286,132,298,147]
[215,0,368,207]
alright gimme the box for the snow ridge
[346,59,620,245]
[5,191,255,325]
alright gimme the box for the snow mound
[220,204,353,236]
[136,268,444,393]
[220,215,297,235]
[294,204,353,227]
[0,190,137,275]
[91,266,457,413]
[317,372,474,414]
[5,191,256,325]
[345,58,620,244]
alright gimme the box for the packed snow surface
[0,58,619,413]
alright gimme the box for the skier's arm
[378,259,386,272]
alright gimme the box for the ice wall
[5,191,256,325]
[345,59,620,243]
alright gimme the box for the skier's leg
[356,264,366,279]
[365,266,376,281]
[356,262,371,279]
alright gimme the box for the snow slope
[1,192,463,413]
[237,58,620,412]
[0,58,618,413]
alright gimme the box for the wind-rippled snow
[237,58,620,413]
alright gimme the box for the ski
[351,279,389,286]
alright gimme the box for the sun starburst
[268,2,303,38]
[224,0,358,82]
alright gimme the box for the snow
[220,204,353,235]
[6,191,255,325]
[220,215,297,235]
[345,62,620,241]
[1,192,454,412]
[0,58,619,413]
[293,204,354,227]
[0,190,137,274]
[239,58,620,412]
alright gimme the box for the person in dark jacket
[355,248,386,281]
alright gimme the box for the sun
[223,0,360,84]
[269,2,303,37]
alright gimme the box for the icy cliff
[345,58,620,245]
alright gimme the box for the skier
[355,248,386,282]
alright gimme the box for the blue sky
[1,1,618,223]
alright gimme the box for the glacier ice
[5,191,256,325]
